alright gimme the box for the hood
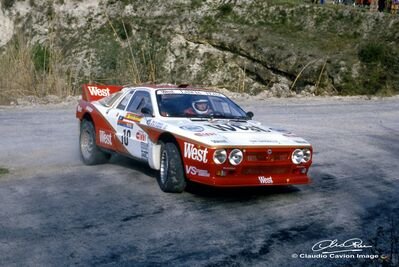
[156,118,311,147]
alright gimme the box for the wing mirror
[141,107,154,117]
[246,111,254,119]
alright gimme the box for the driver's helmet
[192,98,209,114]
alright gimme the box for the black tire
[79,120,110,165]
[157,142,186,193]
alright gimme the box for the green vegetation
[1,0,398,101]
[1,0,15,9]
[0,167,9,176]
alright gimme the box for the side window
[116,91,134,110]
[126,91,153,114]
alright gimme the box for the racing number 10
[121,129,131,146]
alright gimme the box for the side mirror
[246,111,254,119]
[141,107,154,117]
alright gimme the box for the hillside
[0,0,398,103]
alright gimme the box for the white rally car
[76,84,313,193]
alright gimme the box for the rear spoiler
[81,84,124,102]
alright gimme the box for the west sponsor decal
[87,86,110,97]
[125,113,142,123]
[206,123,269,132]
[180,125,204,132]
[99,130,112,145]
[185,165,210,177]
[184,142,208,163]
[258,176,273,184]
[136,131,147,142]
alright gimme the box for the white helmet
[192,99,209,114]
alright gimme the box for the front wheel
[157,142,186,193]
[79,120,110,165]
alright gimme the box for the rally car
[76,84,313,193]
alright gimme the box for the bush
[32,44,50,72]
[218,3,233,16]
[358,43,387,64]
[1,0,15,9]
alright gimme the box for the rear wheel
[157,142,186,193]
[80,120,110,165]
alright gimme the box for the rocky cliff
[1,0,398,98]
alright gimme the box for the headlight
[213,149,227,164]
[302,148,312,163]
[292,149,304,164]
[291,148,312,164]
[229,149,243,165]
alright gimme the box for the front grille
[246,152,289,162]
[241,166,290,175]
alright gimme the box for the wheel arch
[81,113,93,123]
[149,132,181,171]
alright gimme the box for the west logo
[99,130,112,145]
[184,142,208,163]
[88,86,110,97]
[258,176,273,184]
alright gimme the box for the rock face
[0,0,398,96]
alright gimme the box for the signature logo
[312,238,373,254]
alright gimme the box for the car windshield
[156,89,248,119]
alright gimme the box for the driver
[184,98,212,115]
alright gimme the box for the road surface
[0,96,398,266]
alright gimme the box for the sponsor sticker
[211,140,228,144]
[86,106,93,113]
[125,113,142,122]
[180,125,204,132]
[99,130,112,145]
[185,166,210,177]
[184,142,208,163]
[117,116,134,129]
[249,139,279,143]
[157,89,225,97]
[146,119,167,130]
[206,123,269,132]
[136,131,147,142]
[258,176,273,184]
[77,105,83,113]
[141,142,148,159]
[194,132,216,136]
[87,86,110,97]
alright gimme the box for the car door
[117,90,153,160]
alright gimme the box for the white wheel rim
[80,129,93,160]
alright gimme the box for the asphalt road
[0,96,398,267]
